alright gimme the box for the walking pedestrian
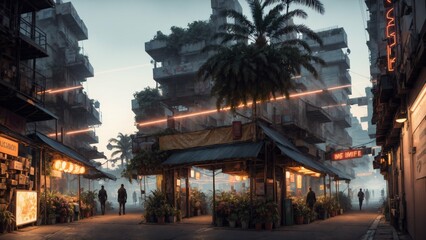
[306,187,316,210]
[133,190,137,205]
[117,184,127,215]
[358,188,365,210]
[98,185,107,215]
[365,189,370,205]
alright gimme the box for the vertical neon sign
[385,0,396,72]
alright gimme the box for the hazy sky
[69,0,371,161]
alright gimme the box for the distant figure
[365,189,370,205]
[381,188,385,199]
[306,187,316,210]
[372,190,375,199]
[117,184,127,215]
[358,188,365,210]
[98,185,107,215]
[133,190,137,205]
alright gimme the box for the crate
[0,182,6,189]
[0,163,6,174]
[6,179,17,186]
[30,167,35,175]
[8,160,23,170]
[18,174,26,185]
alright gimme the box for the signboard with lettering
[332,148,371,161]
[0,136,18,157]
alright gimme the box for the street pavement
[0,200,410,240]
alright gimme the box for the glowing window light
[235,176,241,181]
[79,166,86,174]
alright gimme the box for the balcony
[179,41,206,55]
[318,49,350,69]
[19,18,48,60]
[73,130,99,144]
[153,61,204,80]
[305,27,347,50]
[334,114,352,128]
[78,146,106,160]
[306,103,332,123]
[145,40,168,61]
[56,2,88,40]
[70,92,101,125]
[65,50,94,79]
[20,0,54,14]
[0,64,56,122]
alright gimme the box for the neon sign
[332,149,366,161]
[385,0,396,72]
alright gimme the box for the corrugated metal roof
[163,141,264,166]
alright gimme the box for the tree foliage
[108,133,132,168]
[198,0,325,113]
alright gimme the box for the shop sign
[331,148,371,161]
[0,136,18,157]
[385,0,396,72]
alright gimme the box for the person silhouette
[117,184,127,215]
[133,190,137,205]
[358,188,365,210]
[98,185,107,215]
[365,189,370,205]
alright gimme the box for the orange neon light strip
[136,84,352,127]
[38,85,83,95]
[47,128,92,137]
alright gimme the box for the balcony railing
[19,64,46,103]
[153,61,204,80]
[65,50,94,78]
[70,92,101,125]
[19,17,47,58]
[318,49,350,69]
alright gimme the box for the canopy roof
[163,141,264,166]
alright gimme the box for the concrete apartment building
[365,0,426,239]
[134,0,355,196]
[33,0,103,161]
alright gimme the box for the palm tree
[108,133,133,168]
[198,0,325,115]
[282,0,324,14]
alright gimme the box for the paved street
[0,200,403,240]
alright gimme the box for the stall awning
[31,132,93,168]
[84,168,117,181]
[276,143,330,174]
[163,141,264,166]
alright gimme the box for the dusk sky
[69,0,371,162]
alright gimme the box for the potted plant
[155,205,166,224]
[314,198,327,220]
[253,199,267,230]
[264,200,279,230]
[0,206,15,233]
[227,212,238,228]
[292,199,306,225]
[238,204,250,229]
